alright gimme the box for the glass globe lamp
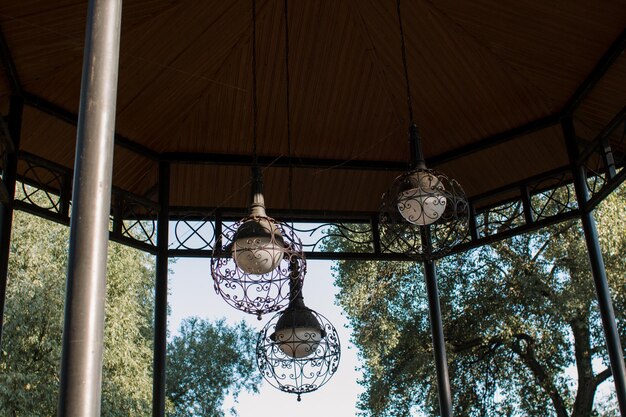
[397,171,447,225]
[232,217,285,275]
[270,305,325,358]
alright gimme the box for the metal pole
[153,161,170,417]
[58,0,122,415]
[423,259,453,417]
[0,95,23,349]
[563,117,626,416]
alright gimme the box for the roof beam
[428,113,561,166]
[163,113,563,169]
[22,92,160,161]
[23,93,564,172]
[562,28,626,116]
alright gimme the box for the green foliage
[101,230,155,415]
[166,317,261,417]
[0,211,154,415]
[328,186,626,417]
[0,209,262,417]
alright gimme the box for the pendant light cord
[284,0,294,215]
[397,0,425,169]
[397,0,414,123]
[251,0,259,168]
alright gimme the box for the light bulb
[397,172,447,225]
[232,218,284,275]
[274,326,323,358]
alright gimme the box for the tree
[0,209,263,416]
[0,210,154,415]
[166,317,261,417]
[327,186,626,416]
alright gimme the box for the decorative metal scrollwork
[476,200,524,238]
[19,162,63,213]
[586,168,607,198]
[118,195,157,246]
[379,168,469,260]
[292,222,374,253]
[211,216,306,318]
[173,216,215,250]
[256,306,340,401]
[530,175,576,221]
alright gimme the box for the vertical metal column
[563,117,626,416]
[153,161,170,417]
[58,0,122,415]
[0,96,23,349]
[423,259,453,417]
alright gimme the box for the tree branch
[595,367,613,387]
[450,336,504,354]
[510,333,570,417]
[530,220,575,263]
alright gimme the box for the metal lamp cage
[211,216,306,319]
[379,167,470,260]
[256,306,341,400]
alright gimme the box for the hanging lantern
[256,261,340,401]
[377,0,470,260]
[211,167,306,319]
[379,124,469,259]
[211,0,306,319]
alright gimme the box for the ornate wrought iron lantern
[210,0,306,319]
[379,125,469,259]
[256,261,340,401]
[379,1,469,259]
[211,166,306,319]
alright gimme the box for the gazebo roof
[1,0,625,219]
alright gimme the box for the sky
[168,257,364,417]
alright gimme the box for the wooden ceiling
[0,0,625,217]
